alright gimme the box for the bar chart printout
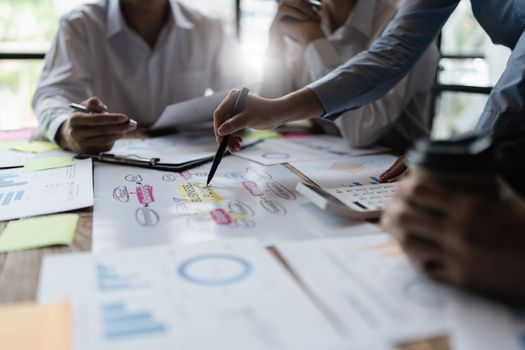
[96,264,150,291]
[101,302,167,341]
[0,158,93,221]
[38,240,347,350]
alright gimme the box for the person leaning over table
[259,0,438,152]
[32,0,247,154]
[212,0,525,155]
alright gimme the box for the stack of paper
[234,136,387,165]
[92,157,379,252]
[289,154,397,188]
[38,240,352,350]
[0,158,93,221]
[276,234,453,346]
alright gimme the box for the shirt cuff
[303,39,341,80]
[46,112,69,143]
[307,70,360,121]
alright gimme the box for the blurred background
[0,0,510,138]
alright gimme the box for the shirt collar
[170,0,194,29]
[106,0,194,39]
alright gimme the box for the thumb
[83,97,107,113]
[218,112,248,136]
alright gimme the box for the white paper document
[290,154,397,188]
[0,158,93,221]
[0,149,33,168]
[451,293,525,350]
[277,235,453,346]
[92,157,379,251]
[38,239,348,350]
[151,91,229,130]
[109,134,218,164]
[234,136,387,165]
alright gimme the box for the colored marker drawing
[266,181,296,200]
[135,208,160,227]
[177,254,252,286]
[112,186,130,202]
[241,180,264,197]
[136,185,154,205]
[178,183,224,203]
[210,208,233,225]
[125,174,142,183]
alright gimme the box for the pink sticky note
[0,128,33,141]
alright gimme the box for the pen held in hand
[69,103,138,127]
[206,87,250,186]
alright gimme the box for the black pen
[206,87,250,186]
[69,103,138,126]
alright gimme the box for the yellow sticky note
[0,140,27,150]
[0,214,79,253]
[24,155,73,172]
[10,141,60,153]
[178,183,224,203]
[0,299,71,350]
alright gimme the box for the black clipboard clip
[74,138,264,172]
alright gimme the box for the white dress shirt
[33,0,246,142]
[260,0,439,151]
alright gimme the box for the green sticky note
[23,155,73,172]
[0,214,79,253]
[10,141,60,153]
[241,129,281,140]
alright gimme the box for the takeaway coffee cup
[406,135,500,200]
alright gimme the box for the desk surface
[0,150,450,349]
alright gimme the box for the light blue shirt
[308,0,525,138]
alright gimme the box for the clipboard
[75,139,264,172]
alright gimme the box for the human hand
[213,88,325,152]
[379,155,408,183]
[269,0,324,48]
[57,97,137,154]
[381,176,525,304]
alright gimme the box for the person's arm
[32,15,135,153]
[213,0,457,150]
[476,29,525,138]
[32,16,93,142]
[308,0,458,120]
[334,44,439,148]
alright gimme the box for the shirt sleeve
[307,0,458,121]
[32,16,93,142]
[475,28,525,138]
[334,44,439,148]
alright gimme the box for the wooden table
[0,160,450,350]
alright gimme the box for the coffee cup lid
[407,134,494,173]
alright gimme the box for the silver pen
[69,103,138,126]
